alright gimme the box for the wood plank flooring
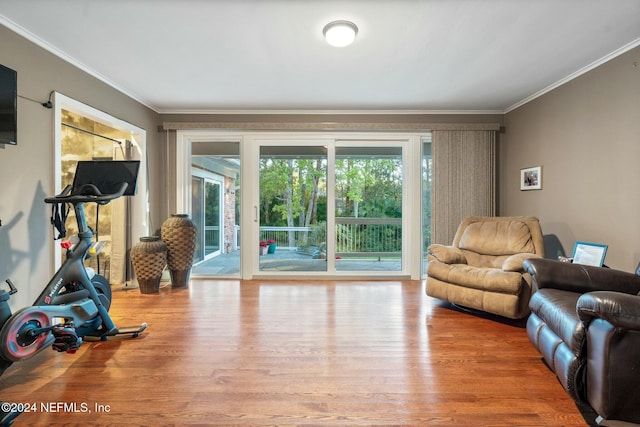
[0,280,594,426]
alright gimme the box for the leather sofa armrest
[502,253,542,272]
[427,244,467,264]
[523,258,640,294]
[577,291,640,330]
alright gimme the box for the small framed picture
[520,166,542,190]
[571,241,608,267]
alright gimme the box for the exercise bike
[0,161,147,378]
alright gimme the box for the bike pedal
[51,325,83,353]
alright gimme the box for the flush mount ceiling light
[323,20,358,47]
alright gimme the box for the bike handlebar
[44,182,129,205]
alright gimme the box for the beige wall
[501,45,640,271]
[0,26,162,308]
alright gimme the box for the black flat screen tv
[0,64,17,145]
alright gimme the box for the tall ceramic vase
[161,214,196,288]
[131,236,167,294]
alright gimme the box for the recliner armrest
[523,258,640,294]
[427,244,467,264]
[502,253,541,272]
[577,291,640,331]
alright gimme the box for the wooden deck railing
[258,218,402,258]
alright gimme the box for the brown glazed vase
[161,214,197,287]
[131,236,167,294]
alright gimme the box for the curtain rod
[62,122,129,145]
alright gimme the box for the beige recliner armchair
[426,216,545,319]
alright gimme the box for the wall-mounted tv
[0,64,17,145]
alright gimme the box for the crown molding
[505,37,640,114]
[0,16,159,112]
[157,109,505,115]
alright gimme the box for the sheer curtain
[432,130,497,245]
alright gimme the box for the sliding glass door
[188,139,241,277]
[177,131,424,279]
[258,145,328,272]
[254,138,407,277]
[334,146,403,272]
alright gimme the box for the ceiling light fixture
[323,20,358,47]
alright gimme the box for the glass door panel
[192,176,222,262]
[334,146,403,272]
[422,136,433,277]
[190,140,240,277]
[259,145,328,272]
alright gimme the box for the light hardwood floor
[0,280,594,426]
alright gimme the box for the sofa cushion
[427,275,529,319]
[461,250,507,269]
[458,220,536,256]
[529,288,585,356]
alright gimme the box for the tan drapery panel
[432,130,497,245]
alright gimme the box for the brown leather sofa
[426,216,545,319]
[524,258,640,426]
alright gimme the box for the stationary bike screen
[72,160,141,196]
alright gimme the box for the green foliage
[204,182,220,227]
[259,149,432,254]
[422,155,433,250]
[259,158,327,227]
[308,221,327,248]
[334,157,402,218]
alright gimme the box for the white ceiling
[1,0,639,114]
